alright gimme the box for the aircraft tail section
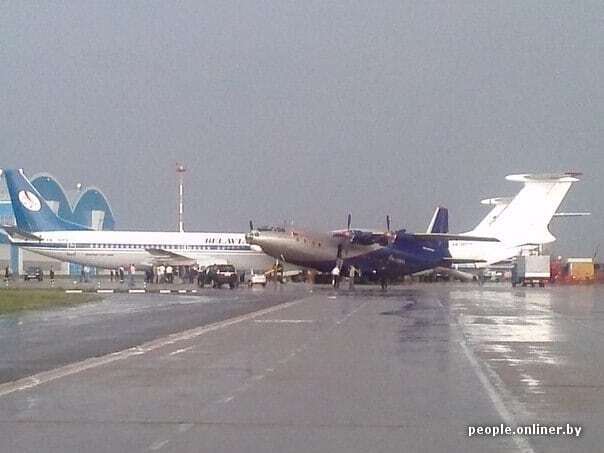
[426,207,448,234]
[2,168,88,232]
[467,173,580,246]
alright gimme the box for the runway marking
[335,302,367,326]
[0,297,310,399]
[177,423,194,433]
[148,439,170,450]
[212,299,369,407]
[168,346,194,356]
[253,319,315,324]
[442,297,535,453]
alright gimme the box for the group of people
[331,265,362,290]
[153,265,176,284]
[109,265,137,285]
[107,264,206,286]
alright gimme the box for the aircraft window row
[86,244,247,250]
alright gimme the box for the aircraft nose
[245,231,259,245]
[246,232,285,258]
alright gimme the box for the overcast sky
[1,1,602,256]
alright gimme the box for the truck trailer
[512,255,550,287]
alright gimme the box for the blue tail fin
[2,169,87,232]
[426,207,448,234]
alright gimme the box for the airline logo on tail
[2,168,88,233]
[18,191,42,212]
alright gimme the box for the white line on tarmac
[253,319,315,324]
[458,341,535,453]
[209,298,368,409]
[440,296,535,453]
[177,423,194,433]
[168,346,194,356]
[148,439,170,450]
[0,298,309,399]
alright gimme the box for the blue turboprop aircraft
[245,210,498,283]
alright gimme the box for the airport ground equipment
[565,258,595,282]
[248,271,267,287]
[23,266,43,282]
[205,264,239,289]
[512,255,550,287]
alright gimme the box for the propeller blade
[386,215,391,232]
[249,220,254,231]
[347,213,352,231]
[337,244,343,259]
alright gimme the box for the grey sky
[1,1,602,256]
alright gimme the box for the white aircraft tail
[467,173,580,246]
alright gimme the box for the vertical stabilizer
[426,207,448,234]
[467,173,579,245]
[3,169,87,232]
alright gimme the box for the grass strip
[0,289,100,315]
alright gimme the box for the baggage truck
[512,255,550,287]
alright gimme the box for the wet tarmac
[0,286,305,383]
[0,283,603,452]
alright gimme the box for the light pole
[176,163,186,232]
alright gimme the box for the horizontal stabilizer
[553,212,591,217]
[441,258,487,264]
[0,225,42,242]
[411,233,500,242]
[506,172,581,182]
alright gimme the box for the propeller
[249,220,254,231]
[376,214,396,246]
[347,213,352,231]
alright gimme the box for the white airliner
[447,172,582,267]
[0,169,277,272]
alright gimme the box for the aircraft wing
[145,248,197,265]
[331,229,393,246]
[145,248,228,267]
[410,233,500,242]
